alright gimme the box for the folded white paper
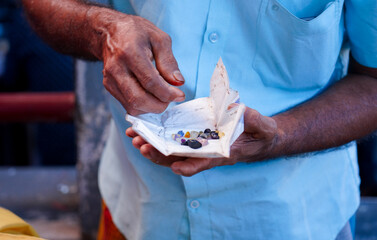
[126,58,245,158]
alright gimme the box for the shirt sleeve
[345,0,377,68]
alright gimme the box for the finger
[103,73,145,116]
[103,61,169,114]
[150,32,185,87]
[132,136,148,149]
[140,144,185,166]
[125,127,138,138]
[227,103,239,110]
[118,73,171,114]
[125,48,185,103]
[243,107,277,139]
[170,158,215,177]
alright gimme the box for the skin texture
[127,58,377,177]
[22,0,377,176]
[22,0,185,115]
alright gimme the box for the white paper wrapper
[126,58,245,158]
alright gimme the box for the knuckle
[121,42,136,59]
[102,67,111,79]
[102,62,117,77]
[102,68,108,78]
[122,38,146,60]
[103,77,116,95]
[141,75,157,89]
[154,32,172,47]
[162,33,172,45]
[102,76,110,87]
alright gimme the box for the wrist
[85,6,113,60]
[86,6,132,61]
[269,115,294,159]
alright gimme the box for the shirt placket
[182,1,233,239]
[194,0,233,98]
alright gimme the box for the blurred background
[0,0,376,240]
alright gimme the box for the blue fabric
[345,0,377,68]
[349,214,356,238]
[99,0,377,239]
[335,220,353,240]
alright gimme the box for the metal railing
[0,92,75,122]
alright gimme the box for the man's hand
[126,54,377,177]
[22,0,185,115]
[126,106,279,176]
[97,13,186,115]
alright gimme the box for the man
[22,0,377,239]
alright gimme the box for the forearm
[272,65,377,157]
[22,0,114,60]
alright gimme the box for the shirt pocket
[252,0,343,90]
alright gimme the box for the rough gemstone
[187,139,202,149]
[218,131,225,138]
[184,131,190,138]
[198,133,209,139]
[177,130,184,137]
[171,134,182,142]
[204,128,211,134]
[197,138,208,146]
[181,139,188,145]
[190,131,199,138]
[210,131,219,139]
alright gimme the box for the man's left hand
[126,105,279,176]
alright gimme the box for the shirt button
[208,32,219,43]
[272,4,279,11]
[190,200,200,209]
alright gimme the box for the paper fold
[126,58,245,158]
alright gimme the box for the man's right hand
[23,0,184,115]
[92,10,185,115]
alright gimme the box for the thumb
[171,158,214,177]
[243,107,277,139]
[151,34,185,87]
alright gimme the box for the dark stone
[198,133,209,139]
[187,139,202,149]
[210,131,219,139]
[181,139,188,146]
[204,128,211,134]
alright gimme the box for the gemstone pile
[171,129,225,149]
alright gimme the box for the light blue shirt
[99,0,377,239]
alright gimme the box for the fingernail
[174,95,185,102]
[173,71,185,83]
[172,166,183,175]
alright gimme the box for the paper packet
[126,58,245,158]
